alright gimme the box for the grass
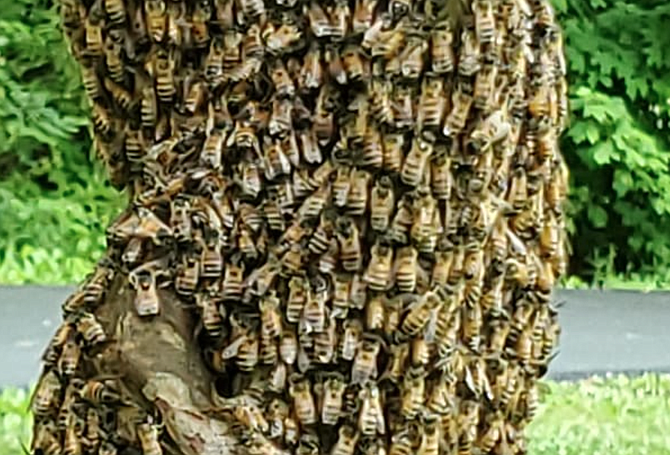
[2,374,668,455]
[527,374,670,455]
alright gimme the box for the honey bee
[289,374,317,426]
[370,176,395,232]
[140,85,158,130]
[443,88,473,138]
[401,291,443,338]
[369,20,405,59]
[341,45,366,83]
[458,28,481,77]
[370,79,394,127]
[417,415,440,455]
[43,321,75,366]
[401,134,434,187]
[401,367,426,419]
[337,217,362,272]
[298,42,324,93]
[57,334,81,378]
[32,420,62,455]
[365,241,394,292]
[328,274,350,319]
[298,184,329,222]
[128,265,162,317]
[189,0,211,47]
[426,372,455,415]
[84,408,101,451]
[282,275,307,324]
[411,189,438,244]
[345,169,370,216]
[389,428,413,455]
[61,0,84,29]
[80,60,101,101]
[418,76,448,131]
[84,17,104,57]
[388,196,413,245]
[340,318,363,361]
[411,329,435,367]
[200,129,225,171]
[80,380,121,405]
[392,85,415,130]
[263,20,303,55]
[225,328,260,373]
[314,319,337,363]
[144,0,167,43]
[104,37,125,84]
[331,425,359,455]
[76,312,107,346]
[222,259,244,300]
[400,36,427,80]
[154,50,176,104]
[473,64,499,111]
[299,127,324,165]
[282,242,306,276]
[137,422,162,455]
[164,1,186,46]
[358,383,386,436]
[268,59,295,99]
[30,369,62,416]
[63,412,84,455]
[91,102,113,138]
[473,0,495,44]
[239,0,266,23]
[476,412,503,453]
[198,290,225,338]
[268,98,293,137]
[276,328,298,368]
[258,290,282,339]
[307,1,335,38]
[393,246,418,293]
[316,373,346,425]
[99,442,118,455]
[352,334,383,385]
[174,252,200,295]
[130,3,149,46]
[362,294,384,332]
[469,110,512,156]
[302,277,328,333]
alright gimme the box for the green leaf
[587,205,609,229]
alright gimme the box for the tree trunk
[31,0,568,454]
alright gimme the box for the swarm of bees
[32,0,569,454]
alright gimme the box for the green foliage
[0,0,124,284]
[0,387,32,455]
[554,1,670,286]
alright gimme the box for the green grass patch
[527,374,670,455]
[1,374,668,455]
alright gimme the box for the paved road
[1,286,669,387]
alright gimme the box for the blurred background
[1,1,670,454]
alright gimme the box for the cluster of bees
[31,0,569,454]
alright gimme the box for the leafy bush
[0,0,123,284]
[555,0,670,286]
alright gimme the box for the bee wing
[424,309,439,342]
[222,336,248,359]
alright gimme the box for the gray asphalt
[1,286,669,387]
